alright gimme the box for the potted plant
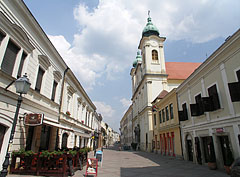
[131,143,137,151]
[224,148,234,175]
[68,150,77,156]
[208,154,217,170]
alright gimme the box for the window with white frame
[1,40,20,75]
[35,67,45,93]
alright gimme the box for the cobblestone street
[74,146,229,177]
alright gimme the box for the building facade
[58,69,96,149]
[120,105,132,147]
[152,88,182,157]
[130,14,200,152]
[177,29,240,170]
[0,0,101,170]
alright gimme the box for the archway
[62,133,68,149]
[186,134,193,161]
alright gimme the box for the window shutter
[35,67,44,92]
[1,40,20,75]
[236,70,240,81]
[195,94,204,115]
[182,103,188,120]
[208,85,220,110]
[228,82,240,102]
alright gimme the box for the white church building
[130,13,201,152]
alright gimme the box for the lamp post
[1,74,31,177]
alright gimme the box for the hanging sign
[216,128,225,133]
[24,113,44,126]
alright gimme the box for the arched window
[62,133,68,149]
[152,50,158,61]
[0,124,6,152]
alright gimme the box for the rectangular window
[154,114,156,126]
[159,110,162,123]
[162,109,165,122]
[35,67,45,92]
[170,104,174,119]
[208,85,220,110]
[17,52,27,78]
[166,106,169,121]
[1,40,20,75]
[51,81,58,101]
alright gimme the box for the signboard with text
[24,113,44,126]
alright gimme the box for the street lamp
[1,74,31,177]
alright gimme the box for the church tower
[131,12,168,152]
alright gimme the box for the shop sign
[216,128,224,133]
[24,113,44,126]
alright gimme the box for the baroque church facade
[130,14,200,152]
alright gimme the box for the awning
[74,131,91,138]
[43,119,72,131]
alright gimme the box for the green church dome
[142,12,159,37]
[133,50,142,68]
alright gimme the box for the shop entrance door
[219,136,233,166]
[195,137,202,164]
[187,139,193,161]
[39,125,51,151]
[25,126,34,150]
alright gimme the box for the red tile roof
[152,90,169,103]
[158,90,169,99]
[166,62,201,80]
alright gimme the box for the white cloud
[93,101,115,118]
[120,98,131,108]
[49,0,239,90]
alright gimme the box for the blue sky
[24,0,240,132]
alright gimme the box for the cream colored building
[152,88,182,157]
[0,0,101,170]
[176,29,240,170]
[130,14,200,152]
[58,69,97,149]
[120,105,132,147]
[0,0,66,169]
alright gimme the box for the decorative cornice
[38,55,51,70]
[53,71,62,82]
[67,85,76,95]
[0,11,35,53]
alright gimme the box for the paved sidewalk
[75,146,229,177]
[8,146,229,177]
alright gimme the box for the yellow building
[152,88,182,157]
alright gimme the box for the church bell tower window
[152,50,158,62]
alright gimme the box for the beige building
[120,105,133,147]
[176,29,240,170]
[152,88,182,157]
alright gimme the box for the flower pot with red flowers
[66,111,71,116]
[208,155,217,170]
